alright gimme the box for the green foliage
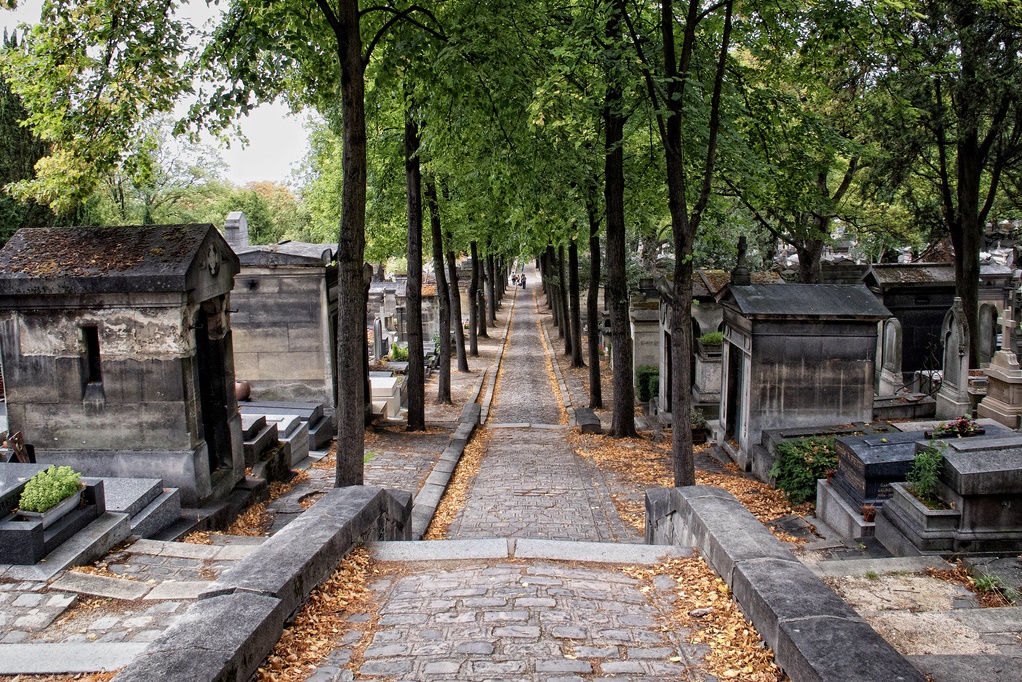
[907,444,944,504]
[699,331,724,345]
[769,436,837,506]
[389,343,409,362]
[689,407,707,429]
[636,365,659,403]
[18,465,81,513]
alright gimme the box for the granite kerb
[115,485,411,682]
[644,485,926,682]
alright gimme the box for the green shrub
[699,331,724,345]
[690,407,707,429]
[18,465,82,513]
[636,365,659,402]
[389,343,409,361]
[908,444,943,504]
[769,436,837,506]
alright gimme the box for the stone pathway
[306,266,714,681]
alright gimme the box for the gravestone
[978,311,1022,428]
[877,318,903,396]
[978,303,998,367]
[373,317,385,361]
[224,211,249,250]
[936,297,972,419]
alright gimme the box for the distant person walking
[521,274,526,289]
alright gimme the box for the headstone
[223,211,249,250]
[936,297,972,419]
[978,303,998,367]
[977,311,1022,428]
[878,318,903,396]
[373,317,384,361]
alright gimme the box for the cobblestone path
[450,268,628,542]
[305,267,713,681]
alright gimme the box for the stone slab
[129,488,181,539]
[50,571,152,600]
[370,539,510,562]
[810,555,951,578]
[264,414,302,439]
[0,643,149,674]
[240,414,266,440]
[100,478,163,518]
[143,580,211,601]
[909,654,1019,681]
[513,539,689,564]
[574,407,602,434]
[112,592,286,682]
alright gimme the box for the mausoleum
[0,225,244,507]
[718,284,890,473]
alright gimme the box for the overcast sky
[1,1,310,188]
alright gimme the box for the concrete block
[575,407,602,434]
[112,592,286,682]
[731,557,864,650]
[673,486,798,585]
[775,616,926,682]
[370,539,509,561]
[460,402,481,425]
[514,539,689,564]
[143,580,211,601]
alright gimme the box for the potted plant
[17,465,83,529]
[924,415,984,439]
[860,504,877,523]
[690,407,709,445]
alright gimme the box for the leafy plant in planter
[907,443,945,508]
[18,465,82,512]
[389,343,409,362]
[698,331,723,345]
[636,365,659,403]
[769,436,837,506]
[690,407,709,444]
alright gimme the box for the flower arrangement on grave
[17,465,82,513]
[928,415,982,438]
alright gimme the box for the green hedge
[636,365,659,403]
[769,436,836,506]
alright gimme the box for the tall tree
[404,112,426,431]
[426,176,452,402]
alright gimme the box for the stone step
[0,642,149,675]
[100,477,163,518]
[370,538,691,565]
[242,422,278,467]
[130,488,182,538]
[308,414,333,450]
[1,512,130,582]
[810,555,952,578]
[50,570,152,600]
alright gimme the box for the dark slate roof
[724,284,891,320]
[861,263,955,288]
[235,241,334,267]
[0,224,239,296]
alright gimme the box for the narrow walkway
[309,265,713,681]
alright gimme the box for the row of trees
[1,1,1021,489]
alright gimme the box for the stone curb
[410,280,517,538]
[0,643,150,675]
[535,293,575,427]
[113,486,412,682]
[645,486,927,682]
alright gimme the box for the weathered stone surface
[112,592,286,682]
[50,572,152,601]
[776,616,926,682]
[0,643,149,674]
[574,407,602,434]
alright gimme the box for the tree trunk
[604,42,636,438]
[468,240,480,349]
[426,178,451,404]
[559,244,572,354]
[404,114,425,432]
[569,239,584,368]
[587,197,603,408]
[333,0,368,487]
[446,249,470,370]
[487,253,497,325]
[795,236,825,284]
[471,241,488,340]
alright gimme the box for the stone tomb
[877,435,1022,555]
[718,284,890,472]
[0,225,244,507]
[977,311,1022,428]
[231,241,338,414]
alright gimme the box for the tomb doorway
[195,301,233,474]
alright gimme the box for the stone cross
[1001,311,1014,351]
